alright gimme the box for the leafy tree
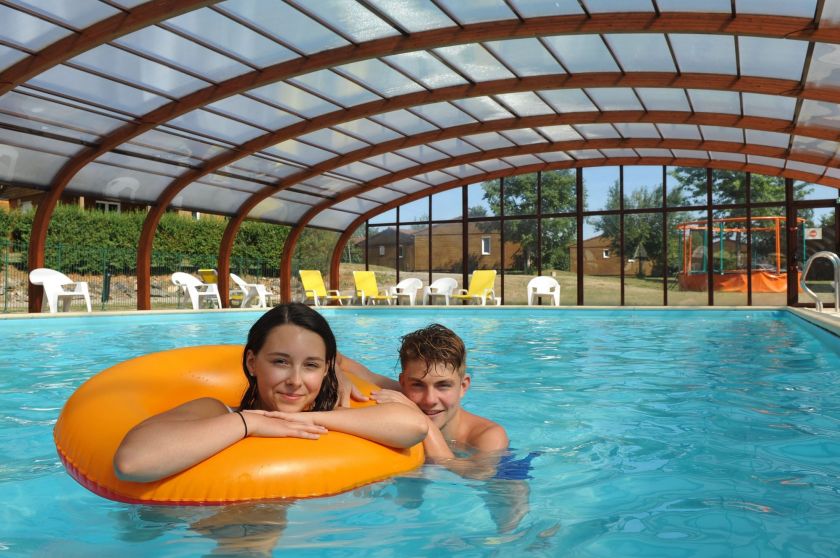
[479,171,577,272]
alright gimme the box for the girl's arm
[113,398,326,483]
[257,401,428,448]
[337,353,401,391]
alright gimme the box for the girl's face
[246,324,328,412]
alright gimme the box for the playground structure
[676,216,805,293]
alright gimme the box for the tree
[479,170,577,272]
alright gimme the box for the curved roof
[2,0,840,239]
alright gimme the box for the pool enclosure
[0,1,839,309]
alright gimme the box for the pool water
[1,308,839,557]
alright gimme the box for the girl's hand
[370,389,418,410]
[241,410,328,439]
[336,365,370,408]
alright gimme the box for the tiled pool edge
[787,307,840,337]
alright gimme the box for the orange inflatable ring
[54,345,424,505]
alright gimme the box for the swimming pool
[1,308,839,557]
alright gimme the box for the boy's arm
[337,353,401,391]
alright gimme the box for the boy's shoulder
[460,410,509,452]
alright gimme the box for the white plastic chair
[230,273,273,308]
[423,277,458,305]
[29,268,92,313]
[527,276,561,306]
[389,277,423,306]
[172,272,222,310]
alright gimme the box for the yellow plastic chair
[299,270,352,306]
[450,269,501,306]
[352,271,394,305]
[198,268,243,307]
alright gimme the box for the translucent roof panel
[484,38,565,77]
[297,128,369,154]
[636,148,673,158]
[0,45,28,72]
[745,130,790,148]
[567,150,603,160]
[0,91,126,136]
[657,124,702,140]
[614,123,661,138]
[538,151,573,162]
[741,93,796,120]
[0,144,69,187]
[538,125,583,142]
[290,70,381,107]
[791,136,840,159]
[0,4,72,50]
[600,149,638,159]
[302,175,358,195]
[435,0,516,24]
[309,209,359,231]
[410,103,475,127]
[543,35,619,73]
[499,129,548,145]
[671,150,707,159]
[249,82,338,119]
[605,34,677,72]
[207,96,301,130]
[786,160,825,176]
[494,92,555,116]
[1,123,81,156]
[443,164,483,179]
[115,26,250,82]
[218,0,348,54]
[412,170,453,185]
[231,155,300,180]
[700,126,744,143]
[164,9,298,68]
[361,152,417,172]
[669,34,737,74]
[335,59,425,97]
[807,43,840,88]
[575,124,620,139]
[636,88,691,112]
[269,139,335,166]
[197,173,262,194]
[139,128,230,162]
[737,0,817,17]
[501,154,545,167]
[657,0,730,12]
[364,0,455,32]
[67,163,173,203]
[298,1,399,42]
[332,197,379,215]
[168,110,265,143]
[748,155,785,168]
[371,110,438,135]
[395,145,448,164]
[686,90,741,115]
[709,152,746,163]
[428,138,481,156]
[389,178,429,194]
[740,37,808,81]
[452,97,513,121]
[585,88,643,111]
[463,132,515,150]
[70,45,208,97]
[27,66,169,115]
[249,197,310,224]
[539,89,598,113]
[334,119,403,144]
[473,159,513,172]
[384,51,468,89]
[433,44,516,81]
[508,0,583,17]
[798,100,840,131]
[13,0,122,27]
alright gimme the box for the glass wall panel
[668,210,709,305]
[711,208,748,306]
[750,173,785,203]
[503,173,538,216]
[795,206,837,306]
[430,221,463,300]
[712,169,746,206]
[400,221,429,288]
[369,208,396,225]
[366,225,398,292]
[466,221,502,302]
[793,180,840,201]
[432,188,463,220]
[541,217,577,305]
[540,169,577,215]
[750,207,788,306]
[292,228,342,301]
[666,166,707,207]
[582,166,619,212]
[624,166,663,209]
[468,181,499,217]
[581,214,621,305]
[623,211,665,306]
[503,218,537,304]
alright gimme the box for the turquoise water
[1,308,839,557]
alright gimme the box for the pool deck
[788,307,840,337]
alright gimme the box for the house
[570,235,655,276]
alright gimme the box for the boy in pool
[339,323,509,475]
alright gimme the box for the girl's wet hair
[239,302,338,411]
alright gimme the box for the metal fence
[0,240,297,313]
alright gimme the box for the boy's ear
[461,374,471,393]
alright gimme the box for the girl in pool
[114,302,428,482]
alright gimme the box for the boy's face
[399,359,470,432]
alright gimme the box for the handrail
[799,251,840,312]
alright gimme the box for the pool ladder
[800,251,840,312]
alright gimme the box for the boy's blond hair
[399,323,466,378]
